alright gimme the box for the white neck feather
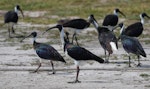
[114,10,118,16]
[33,37,36,43]
[14,6,18,14]
[93,20,99,29]
[120,25,125,34]
[140,14,144,24]
[60,28,65,47]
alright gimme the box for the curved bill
[18,7,24,18]
[20,34,32,42]
[118,11,126,18]
[42,25,58,35]
[145,14,150,19]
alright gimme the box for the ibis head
[114,8,126,17]
[15,5,24,17]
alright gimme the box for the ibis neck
[114,11,118,16]
[120,25,125,35]
[140,14,144,24]
[14,7,18,14]
[93,20,99,29]
[33,37,36,44]
[60,28,65,48]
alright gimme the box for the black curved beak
[118,11,126,18]
[20,34,32,42]
[42,25,58,35]
[89,15,98,24]
[145,14,150,19]
[18,7,24,18]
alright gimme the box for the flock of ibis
[3,5,149,83]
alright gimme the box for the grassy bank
[0,0,150,24]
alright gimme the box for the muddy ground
[0,11,150,89]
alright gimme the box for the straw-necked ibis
[102,8,125,31]
[4,5,24,37]
[118,23,146,67]
[90,14,118,63]
[56,15,94,45]
[44,25,104,83]
[123,13,150,37]
[20,32,66,74]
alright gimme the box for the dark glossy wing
[35,43,65,62]
[102,14,118,26]
[122,36,146,57]
[62,19,90,29]
[4,11,18,23]
[125,22,143,37]
[67,45,104,63]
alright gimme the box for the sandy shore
[0,20,150,89]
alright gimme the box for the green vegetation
[0,0,150,24]
[140,73,150,78]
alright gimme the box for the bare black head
[141,12,150,18]
[88,14,98,23]
[114,8,126,17]
[118,22,124,28]
[16,5,21,10]
[15,5,24,17]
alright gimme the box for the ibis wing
[4,11,18,23]
[102,14,118,26]
[125,22,143,37]
[35,44,64,62]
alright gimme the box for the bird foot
[137,63,142,67]
[30,71,39,73]
[48,72,56,75]
[104,60,109,63]
[68,80,81,83]
[12,30,15,34]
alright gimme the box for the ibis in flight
[44,25,104,83]
[4,5,24,38]
[20,32,66,74]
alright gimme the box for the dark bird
[102,8,125,31]
[44,25,104,83]
[122,13,150,37]
[4,5,24,37]
[56,16,94,45]
[118,23,146,67]
[20,32,66,74]
[90,14,118,63]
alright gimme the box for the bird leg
[68,66,81,83]
[7,24,12,38]
[74,35,79,46]
[128,56,131,67]
[50,60,55,74]
[11,23,15,34]
[137,55,141,67]
[8,28,11,38]
[33,63,42,73]
[104,50,109,63]
[72,33,79,46]
[71,33,75,44]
